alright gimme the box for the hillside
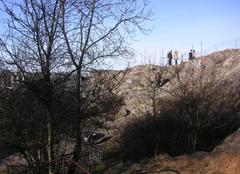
[105,49,240,125]
[102,49,240,174]
[0,49,239,174]
[107,128,240,174]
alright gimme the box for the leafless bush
[162,63,240,153]
[119,64,240,160]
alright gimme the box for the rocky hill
[103,49,240,174]
[104,49,240,125]
[1,49,239,174]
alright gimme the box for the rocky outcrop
[108,49,240,126]
[103,49,240,174]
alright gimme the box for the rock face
[88,49,240,127]
[104,49,240,174]
[213,127,240,154]
[109,49,240,125]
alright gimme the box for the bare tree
[133,65,161,118]
[59,1,152,173]
[0,0,152,173]
[0,1,67,173]
[162,62,240,153]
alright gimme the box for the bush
[118,78,240,161]
[119,110,240,161]
[103,139,119,159]
[119,112,189,161]
[119,64,240,161]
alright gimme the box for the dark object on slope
[124,109,131,117]
[159,79,170,87]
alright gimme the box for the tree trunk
[152,87,156,118]
[188,128,197,154]
[67,69,82,174]
[47,109,53,174]
[67,123,82,174]
[188,113,198,154]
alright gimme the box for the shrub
[118,77,240,161]
[118,112,189,161]
[103,139,119,159]
[119,110,240,161]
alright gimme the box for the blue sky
[0,0,239,68]
[131,0,240,65]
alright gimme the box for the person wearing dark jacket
[167,50,173,65]
[192,50,196,59]
[189,50,193,60]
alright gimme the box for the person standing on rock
[189,50,193,60]
[173,50,179,65]
[192,50,196,59]
[167,50,173,65]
